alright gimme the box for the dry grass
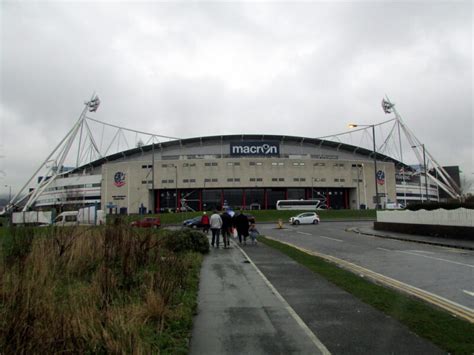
[0,222,204,354]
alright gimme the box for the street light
[349,123,379,209]
[174,165,178,212]
[411,144,429,202]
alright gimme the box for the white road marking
[463,290,474,297]
[235,242,331,354]
[297,231,312,236]
[407,250,435,254]
[396,250,474,268]
[319,235,343,242]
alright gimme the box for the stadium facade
[32,134,440,213]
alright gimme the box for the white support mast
[384,96,461,200]
[7,94,100,212]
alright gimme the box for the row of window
[37,196,100,204]
[45,183,101,192]
[140,161,356,169]
[159,177,350,184]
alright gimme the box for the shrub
[406,202,474,211]
[163,228,209,254]
[1,227,34,268]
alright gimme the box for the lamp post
[349,123,379,209]
[174,165,178,212]
[411,144,429,202]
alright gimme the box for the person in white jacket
[210,210,223,248]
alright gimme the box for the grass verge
[0,225,207,353]
[127,209,376,225]
[260,236,474,354]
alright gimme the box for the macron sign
[230,142,280,156]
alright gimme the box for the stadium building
[13,97,460,214]
[34,134,407,213]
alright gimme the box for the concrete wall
[377,208,474,227]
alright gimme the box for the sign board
[230,141,279,156]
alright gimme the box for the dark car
[183,216,204,229]
[131,217,161,228]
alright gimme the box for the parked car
[183,216,204,229]
[131,217,161,228]
[289,212,320,225]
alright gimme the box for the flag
[88,96,100,112]
[381,98,393,114]
[376,170,385,185]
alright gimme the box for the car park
[130,217,161,228]
[289,212,320,225]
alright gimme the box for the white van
[385,202,404,210]
[54,211,79,226]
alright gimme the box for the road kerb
[265,236,474,324]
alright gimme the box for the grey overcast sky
[0,0,472,195]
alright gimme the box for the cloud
[0,1,472,194]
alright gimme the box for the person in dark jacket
[220,209,232,248]
[233,210,249,245]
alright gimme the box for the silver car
[289,212,320,225]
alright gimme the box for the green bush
[163,228,209,254]
[1,227,34,267]
[406,202,474,211]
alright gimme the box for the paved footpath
[190,238,444,355]
[189,240,328,355]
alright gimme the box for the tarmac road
[259,221,474,310]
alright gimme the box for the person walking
[220,209,232,248]
[233,210,249,245]
[210,210,223,248]
[200,211,210,234]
